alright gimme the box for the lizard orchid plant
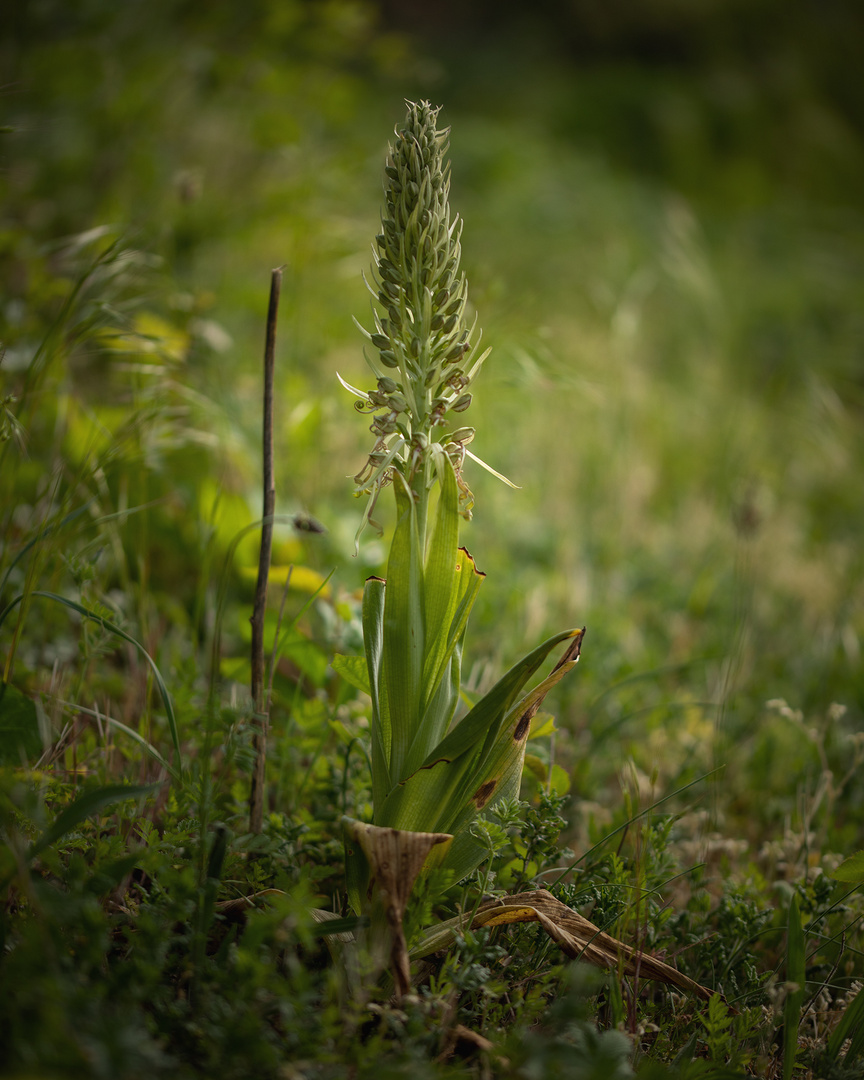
[333,101,584,992]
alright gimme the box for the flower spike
[346,99,510,541]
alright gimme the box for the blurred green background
[2,0,863,843]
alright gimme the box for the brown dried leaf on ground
[416,888,717,1003]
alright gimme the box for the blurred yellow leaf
[238,563,331,598]
[132,312,189,362]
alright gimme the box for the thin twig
[249,266,283,835]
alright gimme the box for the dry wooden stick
[249,266,283,835]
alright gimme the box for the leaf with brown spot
[472,779,497,808]
[376,627,585,847]
[512,711,532,742]
[428,628,586,881]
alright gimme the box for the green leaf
[331,653,371,696]
[28,782,163,861]
[363,576,391,810]
[529,713,556,739]
[548,763,571,796]
[433,628,582,776]
[406,547,484,777]
[421,449,461,660]
[0,682,42,764]
[831,851,864,884]
[383,477,425,784]
[783,894,805,1080]
[417,628,583,882]
[376,628,583,840]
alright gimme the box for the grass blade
[52,699,180,783]
[548,769,722,886]
[828,981,864,1061]
[0,590,182,772]
[783,894,806,1080]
